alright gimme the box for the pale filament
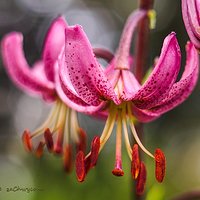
[127,103,154,159]
[121,106,132,160]
[63,107,70,146]
[99,104,117,151]
[85,101,155,161]
[70,109,81,144]
[30,98,82,148]
[31,99,62,138]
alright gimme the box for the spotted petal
[42,16,67,82]
[56,52,105,114]
[150,41,199,114]
[1,32,55,100]
[127,33,181,109]
[64,25,118,106]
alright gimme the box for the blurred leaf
[146,184,165,200]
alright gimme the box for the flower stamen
[44,128,54,152]
[128,104,154,159]
[112,109,124,176]
[22,129,32,152]
[155,148,166,182]
[63,145,73,172]
[75,151,86,182]
[99,104,117,151]
[35,141,44,158]
[21,98,86,175]
[131,144,140,179]
[136,162,147,195]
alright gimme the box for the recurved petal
[130,32,181,109]
[150,42,199,114]
[182,0,200,50]
[32,61,49,82]
[65,25,118,105]
[56,58,105,114]
[42,16,67,82]
[1,32,55,100]
[186,0,200,38]
[132,105,160,123]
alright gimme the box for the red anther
[75,151,86,182]
[155,148,166,183]
[136,162,147,195]
[112,168,124,176]
[76,128,87,153]
[22,130,32,152]
[44,128,54,152]
[63,145,73,173]
[131,144,140,179]
[35,142,44,158]
[84,156,91,174]
[90,136,100,168]
[54,130,63,154]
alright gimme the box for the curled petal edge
[42,16,68,82]
[129,32,181,109]
[150,41,199,114]
[1,32,56,101]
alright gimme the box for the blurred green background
[0,0,200,200]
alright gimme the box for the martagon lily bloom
[58,9,199,193]
[1,16,107,172]
[182,0,200,50]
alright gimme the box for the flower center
[77,101,166,194]
[22,98,86,172]
[99,102,154,167]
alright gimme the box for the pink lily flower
[58,9,199,193]
[1,16,103,172]
[182,0,200,50]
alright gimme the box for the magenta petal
[64,25,118,105]
[32,61,49,82]
[56,76,105,114]
[130,32,181,109]
[132,105,160,123]
[56,53,105,114]
[150,42,199,114]
[182,0,200,50]
[114,9,146,69]
[121,70,141,100]
[57,53,89,107]
[1,32,55,100]
[186,0,200,38]
[42,16,67,82]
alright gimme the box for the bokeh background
[0,0,200,200]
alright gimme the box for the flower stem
[132,0,154,199]
[134,0,154,83]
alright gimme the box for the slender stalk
[134,0,154,82]
[132,1,154,200]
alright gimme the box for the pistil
[112,109,124,176]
